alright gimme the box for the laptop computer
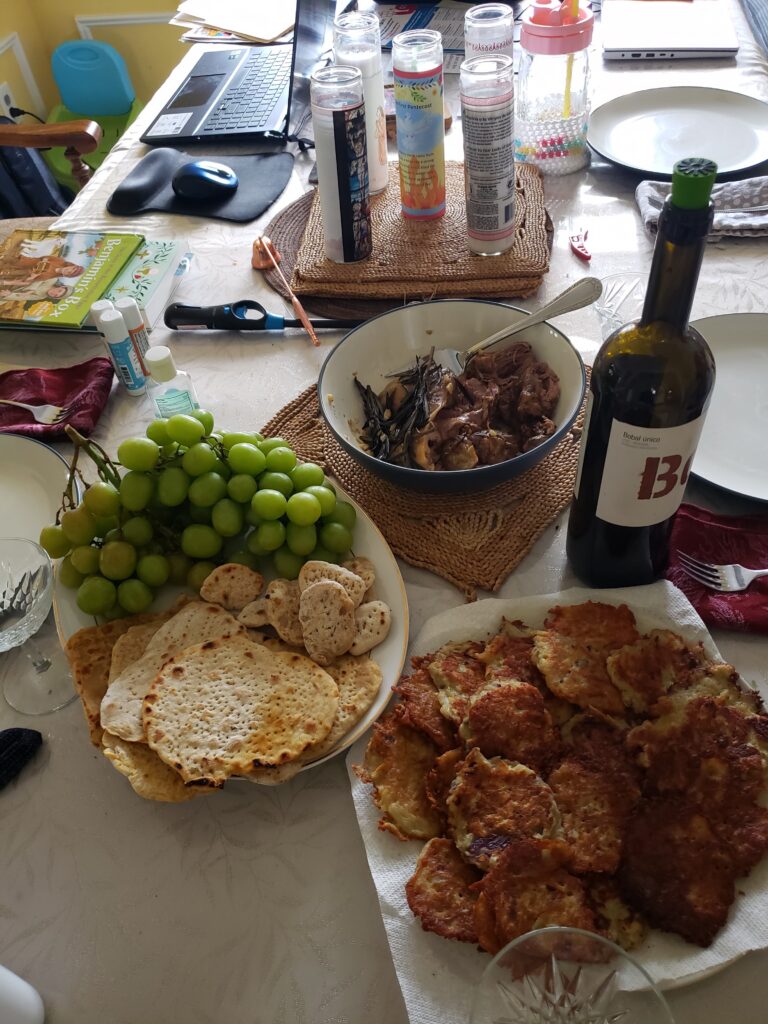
[141,0,335,146]
[601,0,739,61]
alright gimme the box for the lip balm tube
[88,298,114,329]
[98,309,146,395]
[311,65,373,263]
[392,29,445,220]
[114,296,150,376]
[333,11,388,195]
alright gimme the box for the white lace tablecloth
[1,2,767,1021]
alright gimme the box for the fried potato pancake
[447,749,560,869]
[474,839,597,955]
[545,602,640,649]
[652,662,765,720]
[474,630,543,686]
[549,757,640,874]
[458,681,561,775]
[427,642,488,724]
[619,795,738,947]
[533,632,625,715]
[394,668,458,752]
[628,696,767,808]
[425,748,465,821]
[586,876,648,952]
[405,837,482,943]
[607,629,708,714]
[560,710,631,769]
[357,709,442,841]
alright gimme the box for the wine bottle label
[596,414,706,528]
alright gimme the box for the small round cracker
[143,635,338,784]
[349,600,391,656]
[265,579,305,646]
[343,556,376,594]
[199,563,264,611]
[299,579,356,665]
[298,560,367,607]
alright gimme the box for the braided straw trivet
[262,375,590,600]
[290,162,549,301]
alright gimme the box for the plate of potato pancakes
[62,492,408,802]
[351,583,768,997]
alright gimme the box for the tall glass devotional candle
[333,11,388,195]
[464,3,515,61]
[392,30,445,220]
[310,66,373,263]
[460,54,516,255]
[566,158,718,587]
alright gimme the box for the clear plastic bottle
[144,345,199,417]
[515,0,594,176]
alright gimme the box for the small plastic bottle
[115,296,150,375]
[515,0,594,175]
[99,309,145,396]
[144,345,199,417]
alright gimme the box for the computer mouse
[171,160,239,201]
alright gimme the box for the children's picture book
[104,239,192,329]
[0,230,143,330]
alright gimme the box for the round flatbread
[143,635,339,784]
[101,731,214,802]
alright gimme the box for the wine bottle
[566,157,717,588]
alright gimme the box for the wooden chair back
[0,119,102,190]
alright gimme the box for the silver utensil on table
[0,398,71,425]
[677,551,768,593]
[385,276,603,378]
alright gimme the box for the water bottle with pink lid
[515,0,594,175]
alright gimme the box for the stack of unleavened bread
[65,559,391,802]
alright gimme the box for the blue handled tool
[164,299,365,331]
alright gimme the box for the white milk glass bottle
[144,345,199,417]
[460,54,516,254]
[464,3,515,61]
[333,11,388,194]
[515,0,594,175]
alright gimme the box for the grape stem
[64,426,122,489]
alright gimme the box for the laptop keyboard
[202,46,292,133]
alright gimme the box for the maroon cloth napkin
[0,357,114,438]
[667,503,768,634]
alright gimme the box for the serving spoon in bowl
[385,276,603,378]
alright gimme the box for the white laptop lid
[601,0,739,60]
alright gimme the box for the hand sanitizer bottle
[144,345,199,417]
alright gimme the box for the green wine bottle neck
[640,198,714,331]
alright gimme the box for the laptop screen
[289,0,336,135]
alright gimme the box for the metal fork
[677,551,768,593]
[0,398,69,425]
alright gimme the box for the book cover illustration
[0,230,143,329]
[104,239,190,327]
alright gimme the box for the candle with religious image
[333,11,388,194]
[392,30,445,220]
[310,66,373,263]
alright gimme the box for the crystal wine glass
[469,926,676,1024]
[1,538,77,715]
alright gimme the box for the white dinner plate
[0,434,76,542]
[588,87,768,176]
[53,477,409,769]
[691,313,768,503]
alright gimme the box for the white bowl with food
[318,299,587,493]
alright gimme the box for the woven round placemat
[262,164,554,318]
[261,375,590,600]
[263,192,401,320]
[291,162,548,300]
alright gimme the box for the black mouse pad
[107,148,294,222]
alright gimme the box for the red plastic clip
[569,228,591,262]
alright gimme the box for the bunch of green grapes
[39,410,356,618]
